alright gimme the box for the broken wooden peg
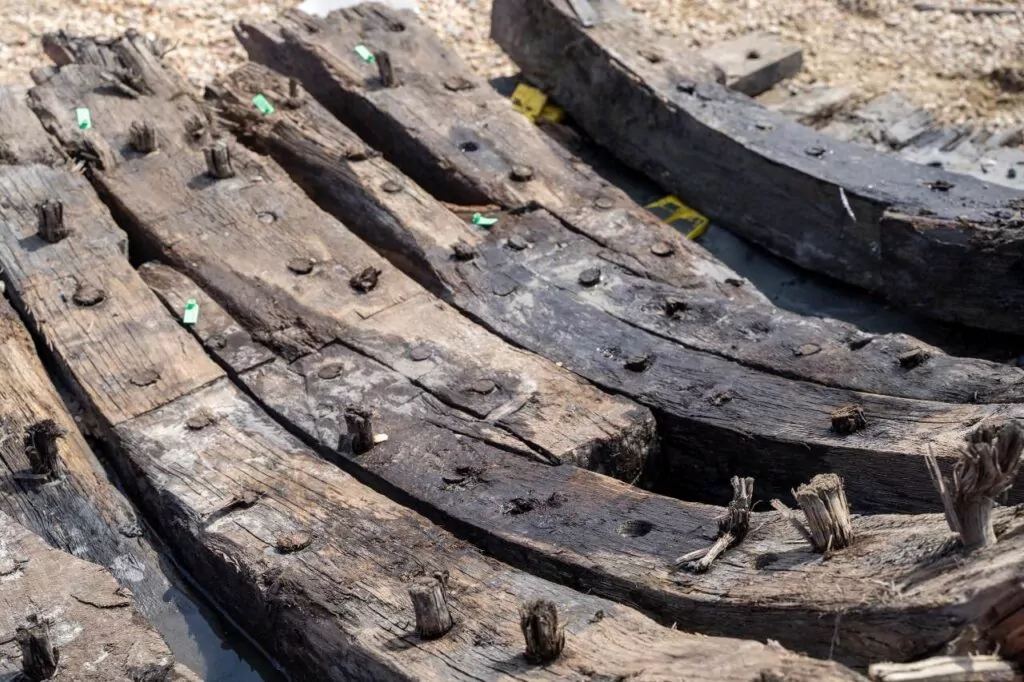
[285,77,304,108]
[376,50,398,87]
[17,616,60,680]
[350,266,382,293]
[204,141,235,179]
[830,404,866,435]
[409,572,454,639]
[35,199,70,243]
[129,120,158,153]
[23,419,64,482]
[926,421,1024,552]
[520,599,565,664]
[868,655,1020,682]
[344,406,375,455]
[794,473,854,553]
[674,475,753,572]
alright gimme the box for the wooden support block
[700,33,804,96]
[489,0,1024,335]
[140,262,1024,670]
[761,84,857,124]
[0,512,187,681]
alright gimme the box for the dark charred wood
[129,119,158,153]
[23,420,63,481]
[17,617,59,681]
[488,0,1024,335]
[343,405,375,454]
[376,50,397,87]
[204,141,235,178]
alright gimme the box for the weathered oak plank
[0,511,194,681]
[141,259,1024,669]
[204,62,1024,513]
[28,45,657,481]
[1,112,863,682]
[488,0,1024,334]
[228,15,1024,406]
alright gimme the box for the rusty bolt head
[594,196,615,210]
[381,180,403,194]
[287,257,315,275]
[129,368,160,387]
[650,241,675,257]
[72,282,105,307]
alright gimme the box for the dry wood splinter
[17,615,60,680]
[35,199,69,243]
[129,120,158,153]
[793,473,854,553]
[204,140,235,178]
[926,421,1024,552]
[674,475,753,572]
[344,406,375,454]
[23,419,65,482]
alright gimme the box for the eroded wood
[488,0,1024,335]
[29,54,657,481]
[0,512,183,681]
[141,260,1024,668]
[205,63,1024,513]
[226,22,1024,406]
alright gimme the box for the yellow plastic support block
[511,83,548,122]
[538,103,565,124]
[645,195,710,240]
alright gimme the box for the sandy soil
[0,0,1021,127]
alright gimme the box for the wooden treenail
[488,0,1024,335]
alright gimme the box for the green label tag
[472,212,498,227]
[252,93,275,116]
[354,45,376,63]
[76,107,92,130]
[182,299,199,325]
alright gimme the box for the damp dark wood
[229,8,1024,406]
[487,0,1024,335]
[207,57,1024,512]
[0,512,193,681]
[140,259,1024,669]
[7,51,861,682]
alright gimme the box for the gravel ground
[0,0,1021,127]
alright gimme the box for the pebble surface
[0,0,1021,126]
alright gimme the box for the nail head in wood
[17,617,60,680]
[24,420,64,482]
[381,180,402,194]
[204,141,235,179]
[275,530,312,554]
[899,347,930,369]
[72,281,105,307]
[794,473,854,553]
[830,404,866,435]
[129,368,161,387]
[344,406,375,454]
[452,240,476,261]
[287,257,315,275]
[409,572,454,639]
[578,267,601,287]
[509,165,534,182]
[507,235,529,251]
[35,200,70,243]
[520,599,565,664]
[186,409,216,430]
[376,50,398,87]
[470,378,496,394]
[650,240,675,257]
[594,196,615,210]
[129,120,158,153]
[350,266,381,293]
[409,345,431,361]
[443,76,475,92]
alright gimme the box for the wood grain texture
[0,512,187,682]
[225,23,1024,405]
[488,0,1024,335]
[28,50,656,481]
[205,63,1024,513]
[141,260,1024,669]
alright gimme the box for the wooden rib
[144,259,1024,669]
[27,45,658,482]
[231,11,1024,406]
[0,108,863,682]
[0,511,195,681]
[203,62,1024,512]
[487,0,1024,335]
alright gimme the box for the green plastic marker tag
[252,93,275,116]
[354,45,376,63]
[472,212,498,227]
[76,107,92,130]
[182,299,199,325]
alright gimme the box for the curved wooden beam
[488,0,1024,334]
